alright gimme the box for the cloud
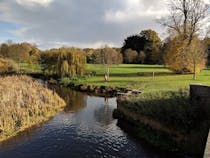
[104,0,168,23]
[16,0,53,7]
[2,0,207,49]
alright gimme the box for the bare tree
[94,46,122,81]
[162,0,209,44]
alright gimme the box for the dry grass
[0,75,66,141]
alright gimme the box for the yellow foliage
[164,36,206,74]
[0,58,18,73]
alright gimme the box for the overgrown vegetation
[0,58,19,74]
[0,75,66,141]
[114,90,209,156]
[117,90,204,131]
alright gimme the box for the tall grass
[0,75,66,141]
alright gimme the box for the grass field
[19,63,210,92]
[75,64,210,92]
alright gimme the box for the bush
[0,58,19,74]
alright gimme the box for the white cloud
[104,0,168,23]
[16,0,53,7]
[0,0,208,49]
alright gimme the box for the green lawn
[76,64,210,92]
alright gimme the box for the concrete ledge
[204,131,210,158]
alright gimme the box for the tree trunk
[107,66,110,81]
[193,63,196,80]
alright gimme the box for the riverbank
[13,63,210,156]
[0,75,66,142]
[113,90,209,157]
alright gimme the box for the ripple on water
[0,89,183,158]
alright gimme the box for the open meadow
[74,64,210,92]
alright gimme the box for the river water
[0,88,181,158]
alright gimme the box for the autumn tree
[0,42,40,63]
[189,38,207,79]
[139,51,146,64]
[204,37,210,65]
[162,0,209,78]
[40,50,58,74]
[164,36,206,79]
[140,30,162,64]
[40,48,86,78]
[0,44,9,57]
[123,49,138,64]
[0,58,18,74]
[83,48,94,63]
[94,46,122,81]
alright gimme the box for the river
[0,88,182,158]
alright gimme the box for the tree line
[0,0,209,79]
[0,42,40,63]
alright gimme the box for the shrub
[0,58,19,74]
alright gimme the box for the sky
[0,0,209,49]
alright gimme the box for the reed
[0,75,66,141]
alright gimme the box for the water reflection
[94,97,115,126]
[54,87,87,112]
[0,88,183,158]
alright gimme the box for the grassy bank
[114,91,209,157]
[0,75,66,142]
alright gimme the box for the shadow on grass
[95,72,175,77]
[116,92,210,157]
[114,66,167,69]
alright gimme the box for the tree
[123,49,138,64]
[138,51,146,64]
[162,0,209,44]
[121,30,162,64]
[140,30,162,64]
[162,0,209,78]
[164,35,206,77]
[94,46,122,81]
[122,35,145,53]
[0,58,18,74]
[0,42,40,63]
[188,38,207,79]
[40,47,86,78]
[0,43,9,57]
[204,37,210,65]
